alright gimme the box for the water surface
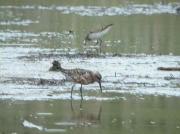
[1,97,180,134]
[0,0,180,134]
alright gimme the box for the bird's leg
[99,39,102,54]
[99,39,102,46]
[96,39,99,45]
[84,39,87,45]
[80,84,83,100]
[71,84,75,99]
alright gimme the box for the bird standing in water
[84,24,113,53]
[49,60,102,100]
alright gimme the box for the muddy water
[0,0,180,133]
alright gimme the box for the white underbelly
[88,26,111,40]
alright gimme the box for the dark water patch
[17,49,165,61]
[164,76,180,80]
[18,52,106,60]
[158,67,180,71]
[1,77,65,86]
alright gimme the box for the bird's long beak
[99,81,102,93]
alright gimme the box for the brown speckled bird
[49,60,102,100]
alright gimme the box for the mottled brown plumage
[49,60,102,99]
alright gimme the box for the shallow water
[0,0,180,54]
[0,0,180,133]
[1,98,180,134]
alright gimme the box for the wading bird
[49,60,102,100]
[84,24,113,53]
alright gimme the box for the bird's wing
[69,69,93,84]
[76,69,92,75]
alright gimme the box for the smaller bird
[49,60,102,100]
[84,24,113,53]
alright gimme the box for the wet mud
[1,46,180,100]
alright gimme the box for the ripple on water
[0,30,73,42]
[23,120,66,132]
[0,20,39,26]
[36,112,53,116]
[0,3,179,16]
[54,122,77,126]
[23,120,43,131]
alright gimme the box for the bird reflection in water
[70,100,102,126]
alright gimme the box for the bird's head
[49,60,62,71]
[52,60,60,67]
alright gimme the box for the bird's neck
[102,24,113,30]
[59,67,70,74]
[49,65,61,71]
[100,24,112,34]
[59,67,75,81]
